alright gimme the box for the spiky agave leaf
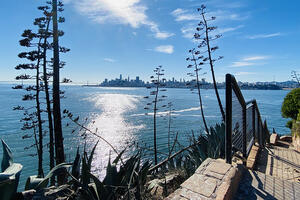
[72,147,81,179]
[35,163,72,190]
[1,140,13,172]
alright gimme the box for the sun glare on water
[84,93,144,176]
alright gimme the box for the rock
[21,189,36,200]
[26,184,75,200]
[280,135,292,142]
[148,171,185,199]
[270,133,278,145]
[150,184,164,199]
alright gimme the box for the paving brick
[179,188,208,200]
[204,169,224,180]
[181,174,217,197]
[206,160,231,175]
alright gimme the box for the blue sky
[1,0,300,83]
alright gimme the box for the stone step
[235,170,300,200]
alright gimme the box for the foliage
[292,110,300,137]
[0,140,23,200]
[281,88,300,128]
[152,123,225,177]
[66,143,151,200]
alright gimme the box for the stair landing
[235,142,300,200]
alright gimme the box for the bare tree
[144,66,167,165]
[14,27,45,177]
[186,48,209,133]
[291,70,300,87]
[195,5,225,121]
[52,0,65,184]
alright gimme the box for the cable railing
[225,74,268,164]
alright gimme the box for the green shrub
[292,110,300,137]
[281,88,300,120]
[286,120,294,129]
[281,88,300,128]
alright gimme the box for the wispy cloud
[74,0,173,39]
[246,32,281,39]
[243,56,270,61]
[231,62,253,67]
[172,8,249,22]
[218,25,244,34]
[154,45,174,54]
[155,31,175,39]
[181,25,195,39]
[171,8,199,21]
[103,58,116,62]
[172,8,247,41]
[230,55,270,67]
[235,72,256,76]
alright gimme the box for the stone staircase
[165,140,300,200]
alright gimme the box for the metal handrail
[225,74,267,164]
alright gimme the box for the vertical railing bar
[257,107,261,147]
[242,103,247,164]
[252,104,256,144]
[225,74,232,164]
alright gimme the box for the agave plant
[151,123,225,177]
[0,140,23,200]
[64,142,151,200]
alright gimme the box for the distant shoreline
[81,84,294,90]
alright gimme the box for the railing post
[242,104,247,165]
[225,74,232,164]
[257,108,261,147]
[252,104,256,144]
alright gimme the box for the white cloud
[172,8,247,41]
[154,45,174,54]
[171,8,199,21]
[231,62,253,67]
[155,31,175,39]
[218,25,244,34]
[246,32,281,39]
[103,58,116,62]
[243,56,270,61]
[181,26,195,39]
[235,72,256,76]
[74,0,173,39]
[230,55,270,67]
[171,8,185,16]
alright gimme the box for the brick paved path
[235,170,300,200]
[256,145,300,182]
[235,143,300,200]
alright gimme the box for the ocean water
[0,83,290,190]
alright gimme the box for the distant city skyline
[87,74,299,89]
[1,0,300,83]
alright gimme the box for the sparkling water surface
[0,83,290,190]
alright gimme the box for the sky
[1,0,300,84]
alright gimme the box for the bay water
[0,83,290,190]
